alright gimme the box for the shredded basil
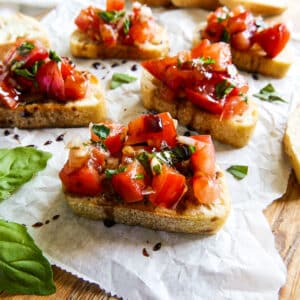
[221,29,230,43]
[253,83,287,103]
[98,11,125,23]
[49,50,61,62]
[215,79,235,99]
[92,124,110,140]
[123,18,131,35]
[226,165,248,180]
[198,56,215,65]
[152,164,162,175]
[135,174,144,179]
[105,166,127,179]
[110,73,137,89]
[17,41,35,56]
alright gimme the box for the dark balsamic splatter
[252,73,259,80]
[32,222,43,228]
[153,242,162,251]
[142,248,150,257]
[92,62,101,69]
[131,64,138,71]
[52,214,60,220]
[111,62,119,68]
[4,129,10,136]
[44,140,52,146]
[56,134,65,142]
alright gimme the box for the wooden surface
[1,1,300,299]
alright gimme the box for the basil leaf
[49,50,61,63]
[123,18,131,35]
[105,166,127,179]
[13,68,35,80]
[98,11,125,23]
[135,174,144,179]
[17,41,35,56]
[226,165,248,180]
[221,29,230,43]
[92,124,110,140]
[198,56,215,65]
[0,147,52,202]
[215,79,235,99]
[110,73,137,89]
[0,219,55,295]
[253,83,287,103]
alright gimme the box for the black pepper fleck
[153,242,162,251]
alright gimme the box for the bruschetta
[70,0,169,59]
[135,0,219,9]
[193,6,292,78]
[0,13,50,61]
[141,40,258,148]
[0,39,106,128]
[59,113,230,234]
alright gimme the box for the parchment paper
[1,0,299,298]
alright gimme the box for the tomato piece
[253,23,290,58]
[64,71,88,100]
[24,47,48,68]
[91,122,127,155]
[185,88,224,115]
[59,162,102,196]
[75,6,101,33]
[221,96,248,119]
[191,40,231,71]
[190,135,216,177]
[36,60,65,100]
[129,19,155,44]
[149,164,186,208]
[61,58,74,79]
[111,160,147,202]
[106,0,125,11]
[192,175,219,204]
[126,112,177,150]
[0,81,19,109]
[99,24,118,45]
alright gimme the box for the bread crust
[135,0,171,6]
[0,78,106,128]
[219,0,287,16]
[193,23,292,78]
[284,104,300,184]
[141,70,258,148]
[70,27,170,60]
[64,169,230,234]
[0,13,50,61]
[171,0,219,9]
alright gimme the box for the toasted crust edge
[141,69,258,148]
[193,23,292,78]
[135,0,171,6]
[171,0,219,9]
[64,169,230,234]
[0,79,106,128]
[284,105,300,184]
[70,28,170,60]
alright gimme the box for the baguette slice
[0,77,106,128]
[141,70,258,148]
[193,23,292,78]
[70,26,169,59]
[64,169,230,234]
[219,0,287,16]
[284,104,300,183]
[0,13,50,61]
[135,0,171,6]
[170,0,219,9]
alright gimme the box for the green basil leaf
[198,56,215,65]
[110,73,137,89]
[105,166,127,179]
[0,219,55,295]
[253,83,287,103]
[0,147,52,202]
[221,29,230,43]
[226,165,248,180]
[123,18,131,35]
[92,124,110,140]
[17,41,35,56]
[98,11,125,23]
[135,174,144,179]
[49,50,61,63]
[215,79,235,99]
[13,68,35,80]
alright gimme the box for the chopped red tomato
[106,0,125,11]
[64,71,88,100]
[0,81,19,109]
[190,135,216,177]
[99,24,118,45]
[75,6,101,37]
[149,164,186,208]
[192,175,219,204]
[221,96,248,119]
[91,122,127,155]
[253,23,290,58]
[111,160,147,202]
[61,58,74,79]
[126,112,177,150]
[129,20,155,44]
[59,162,103,196]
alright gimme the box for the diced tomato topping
[192,175,219,204]
[253,23,290,58]
[106,0,125,11]
[221,96,248,119]
[111,160,147,202]
[59,162,103,196]
[64,71,88,100]
[0,81,19,109]
[91,122,128,155]
[149,164,186,208]
[126,112,177,150]
[75,6,101,36]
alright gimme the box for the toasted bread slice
[141,70,258,148]
[70,26,169,59]
[64,169,230,234]
[0,13,50,61]
[284,104,300,183]
[135,0,171,6]
[219,0,287,16]
[0,77,106,128]
[193,23,292,78]
[170,0,219,9]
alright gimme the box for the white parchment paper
[1,0,300,298]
